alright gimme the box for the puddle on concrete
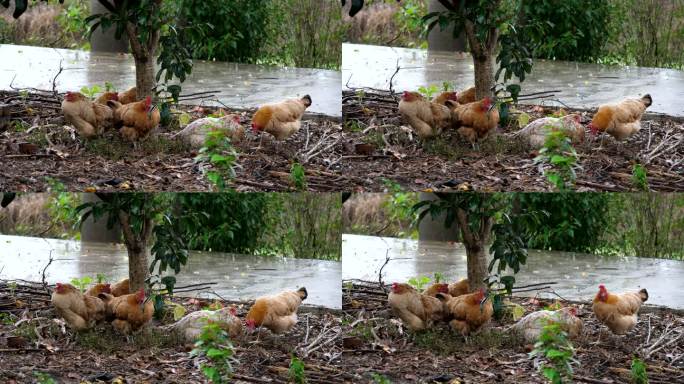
[0,234,341,308]
[342,43,684,117]
[0,44,341,116]
[342,234,684,309]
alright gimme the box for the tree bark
[118,210,155,292]
[464,19,498,99]
[126,22,160,99]
[472,54,495,100]
[455,207,492,290]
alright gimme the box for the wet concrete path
[342,234,684,309]
[0,44,341,117]
[342,43,684,117]
[0,234,341,308]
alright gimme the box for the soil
[341,89,684,192]
[342,280,684,384]
[0,90,345,192]
[0,280,347,384]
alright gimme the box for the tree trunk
[126,21,160,99]
[118,211,155,292]
[455,207,493,290]
[473,54,495,100]
[133,56,156,99]
[126,246,151,292]
[465,243,489,290]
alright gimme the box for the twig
[377,249,391,294]
[51,60,64,97]
[388,59,401,94]
[40,251,54,292]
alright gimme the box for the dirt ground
[342,280,684,384]
[0,280,346,384]
[0,90,344,192]
[342,89,684,192]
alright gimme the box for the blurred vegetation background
[0,0,343,69]
[345,0,684,69]
[0,192,341,261]
[343,192,684,260]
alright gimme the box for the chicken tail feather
[641,94,652,107]
[639,288,649,302]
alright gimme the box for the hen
[388,283,445,331]
[85,283,111,297]
[117,87,138,105]
[111,278,130,297]
[436,288,493,335]
[398,91,451,139]
[107,96,161,141]
[61,91,114,138]
[512,307,583,343]
[174,115,244,149]
[251,95,311,141]
[166,307,242,343]
[51,283,106,331]
[588,94,651,141]
[450,97,499,144]
[515,114,584,149]
[95,92,119,105]
[592,284,648,335]
[245,287,307,334]
[98,288,154,334]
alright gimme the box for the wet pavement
[0,234,341,308]
[0,44,341,117]
[342,234,684,309]
[342,43,684,117]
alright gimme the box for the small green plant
[96,273,107,284]
[33,372,57,384]
[417,85,439,99]
[441,81,454,92]
[631,357,648,384]
[196,129,238,191]
[70,276,93,293]
[80,85,102,100]
[534,130,580,191]
[631,164,648,191]
[356,89,365,104]
[7,281,17,297]
[433,272,444,284]
[104,81,115,92]
[529,322,578,384]
[190,321,236,384]
[407,276,431,291]
[290,162,307,191]
[0,312,14,325]
[289,355,307,384]
[18,89,29,103]
[371,373,392,384]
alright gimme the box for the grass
[75,326,184,354]
[412,328,520,356]
[84,134,189,161]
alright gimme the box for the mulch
[341,89,684,192]
[0,280,347,384]
[0,89,347,192]
[341,279,684,383]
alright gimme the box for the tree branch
[126,22,146,59]
[455,208,475,246]
[118,211,137,251]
